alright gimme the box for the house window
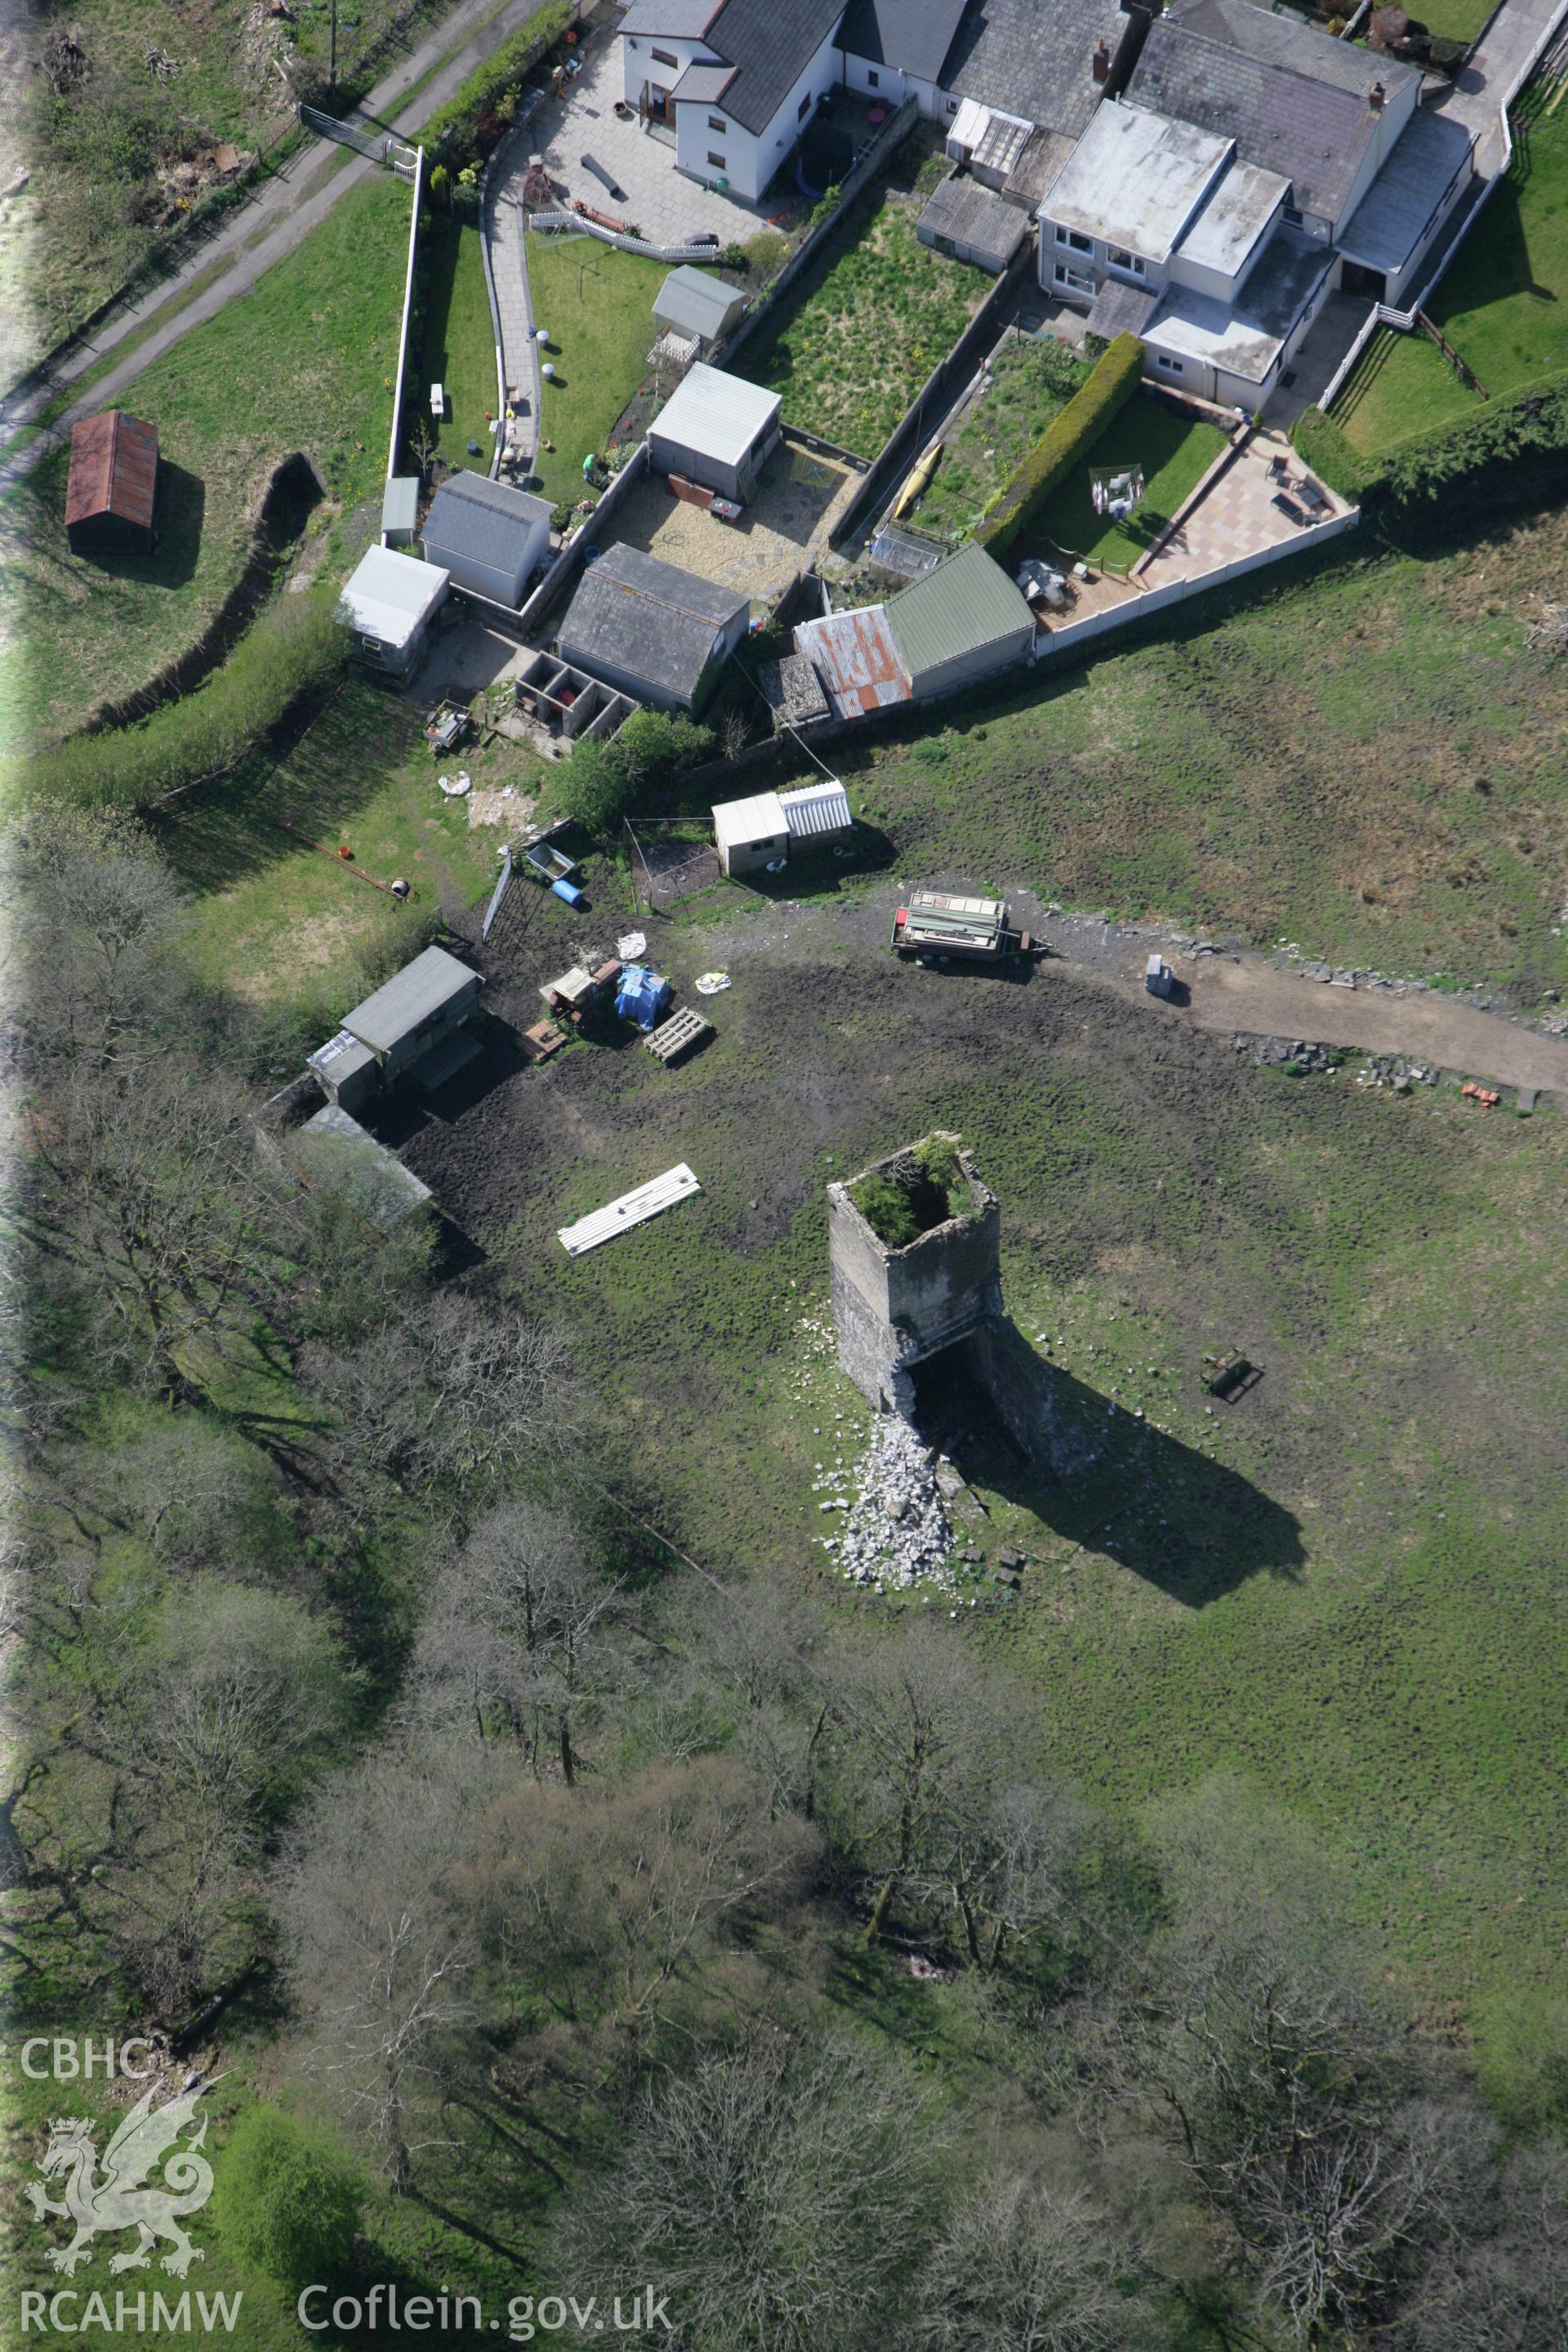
[1107,247,1146,278]
[1155,353,1184,374]
[1054,225,1092,254]
[798,91,813,120]
[652,46,678,67]
[867,68,880,87]
[1054,263,1094,295]
[1283,203,1303,225]
[708,113,728,131]
[946,96,958,112]
[708,150,726,167]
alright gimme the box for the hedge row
[1294,358,1568,508]
[24,594,347,813]
[976,332,1146,556]
[416,1,577,175]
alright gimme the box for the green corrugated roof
[884,541,1034,679]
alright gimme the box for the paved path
[486,134,543,480]
[1137,430,1355,591]
[1118,948,1568,1093]
[1436,0,1568,173]
[0,0,557,487]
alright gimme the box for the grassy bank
[154,670,546,1047]
[822,491,1568,996]
[1331,87,1568,456]
[0,172,410,757]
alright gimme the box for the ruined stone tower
[827,1134,1004,1418]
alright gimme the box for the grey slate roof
[917,172,1031,262]
[942,0,1130,142]
[840,0,968,82]
[1167,0,1419,104]
[422,471,553,572]
[619,1,724,36]
[1086,277,1160,339]
[1128,11,1409,225]
[559,543,748,698]
[692,0,849,134]
[670,60,735,104]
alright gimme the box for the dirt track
[1118,950,1568,1094]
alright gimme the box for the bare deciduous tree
[407,1498,626,1782]
[274,1744,514,2187]
[550,2033,944,2352]
[915,2173,1157,2352]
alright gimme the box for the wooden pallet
[644,1007,713,1065]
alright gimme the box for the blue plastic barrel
[552,878,585,906]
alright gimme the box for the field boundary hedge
[18,594,348,813]
[975,332,1145,556]
[1295,359,1568,506]
[416,2,577,175]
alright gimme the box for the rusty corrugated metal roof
[65,412,158,532]
[794,606,911,719]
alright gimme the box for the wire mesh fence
[624,818,722,915]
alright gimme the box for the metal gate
[299,105,419,176]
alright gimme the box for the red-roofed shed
[65,412,159,555]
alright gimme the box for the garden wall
[386,146,425,491]
[514,439,651,638]
[1034,505,1360,655]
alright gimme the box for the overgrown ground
[528,237,682,505]
[152,670,546,1058]
[392,874,1568,2017]
[807,492,1568,996]
[0,172,409,755]
[421,216,498,474]
[907,331,1089,544]
[7,0,450,371]
[737,191,984,457]
[1331,80,1568,454]
[1035,394,1229,569]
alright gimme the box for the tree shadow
[913,1322,1303,1606]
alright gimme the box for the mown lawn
[737,197,982,457]
[421,216,500,473]
[0,172,411,755]
[1330,87,1568,454]
[908,331,1089,544]
[526,236,689,505]
[1033,394,1229,568]
[153,670,547,1054]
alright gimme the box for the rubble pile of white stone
[817,1412,955,1589]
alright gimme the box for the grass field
[527,238,680,506]
[1034,394,1229,568]
[421,217,499,473]
[808,491,1568,998]
[410,875,1568,2019]
[908,332,1089,543]
[0,172,410,755]
[154,670,546,1051]
[737,197,982,457]
[1331,89,1568,455]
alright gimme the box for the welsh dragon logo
[25,2077,218,2278]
